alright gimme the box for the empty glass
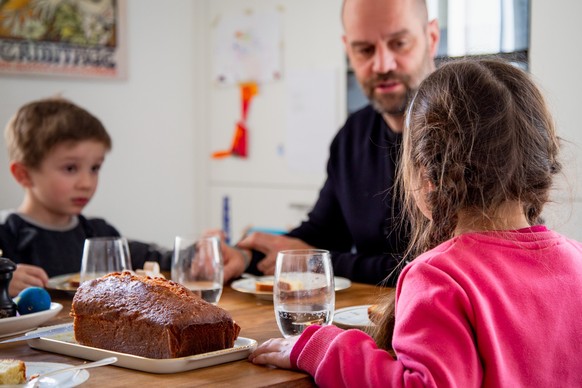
[171,235,224,304]
[80,237,133,284]
[273,249,335,338]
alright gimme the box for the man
[222,0,440,285]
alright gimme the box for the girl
[248,58,582,387]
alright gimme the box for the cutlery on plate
[25,356,117,387]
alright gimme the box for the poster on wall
[0,0,127,79]
[212,8,282,86]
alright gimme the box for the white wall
[1,0,581,251]
[530,0,582,240]
[0,0,199,248]
[202,0,346,241]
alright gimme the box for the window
[433,0,529,66]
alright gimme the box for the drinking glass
[171,235,224,304]
[274,249,335,338]
[80,237,133,284]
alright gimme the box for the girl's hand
[248,336,300,369]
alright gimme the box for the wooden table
[1,281,386,387]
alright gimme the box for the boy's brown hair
[4,97,112,168]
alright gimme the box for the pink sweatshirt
[290,226,582,387]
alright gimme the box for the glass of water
[80,237,133,284]
[274,249,335,338]
[171,235,224,304]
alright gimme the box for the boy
[0,97,170,296]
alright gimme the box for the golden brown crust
[71,272,240,359]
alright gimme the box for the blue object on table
[223,196,231,245]
[15,286,51,315]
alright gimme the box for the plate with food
[332,304,377,330]
[0,303,63,338]
[47,264,164,295]
[0,359,89,387]
[231,275,352,300]
[26,324,257,374]
[46,273,80,294]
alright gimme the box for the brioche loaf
[71,272,240,359]
[0,359,26,384]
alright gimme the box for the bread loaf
[255,279,274,292]
[67,273,81,287]
[0,359,26,384]
[71,272,240,359]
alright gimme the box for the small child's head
[401,58,561,253]
[5,97,111,168]
[4,97,112,221]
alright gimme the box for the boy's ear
[10,162,33,188]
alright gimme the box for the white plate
[24,361,89,387]
[27,324,257,374]
[46,273,78,294]
[231,276,351,301]
[0,303,63,338]
[332,305,374,330]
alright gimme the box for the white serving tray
[27,324,257,374]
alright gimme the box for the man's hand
[9,264,49,297]
[238,232,314,275]
[222,244,251,283]
[203,229,249,283]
